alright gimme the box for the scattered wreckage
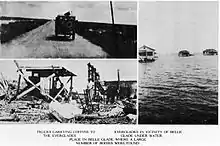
[0,61,137,124]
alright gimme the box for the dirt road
[0,21,109,58]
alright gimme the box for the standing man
[87,80,94,102]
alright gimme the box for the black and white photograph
[138,1,218,124]
[0,1,137,58]
[0,60,137,124]
[0,0,219,146]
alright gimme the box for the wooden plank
[54,77,71,100]
[16,75,21,96]
[0,115,18,121]
[17,71,56,102]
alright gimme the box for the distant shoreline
[0,16,51,21]
[0,16,136,26]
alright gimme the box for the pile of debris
[0,97,136,124]
[0,99,51,123]
[0,62,137,124]
[0,84,136,124]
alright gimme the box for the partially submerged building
[178,50,193,57]
[139,45,157,62]
[203,49,218,55]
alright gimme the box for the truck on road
[55,14,77,40]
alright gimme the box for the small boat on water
[203,49,218,56]
[139,45,158,63]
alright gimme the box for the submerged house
[139,45,157,62]
[203,49,218,55]
[178,50,193,57]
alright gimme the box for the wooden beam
[17,73,55,99]
[16,81,42,99]
[70,76,73,91]
[16,74,21,96]
[54,77,71,100]
[14,60,29,84]
[17,71,56,102]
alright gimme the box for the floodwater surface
[139,54,218,124]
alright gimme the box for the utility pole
[110,1,115,25]
[110,1,118,57]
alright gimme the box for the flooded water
[139,54,218,124]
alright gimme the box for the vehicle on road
[55,13,77,40]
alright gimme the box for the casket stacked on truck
[55,14,77,40]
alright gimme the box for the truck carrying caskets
[55,12,77,40]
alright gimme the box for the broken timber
[12,60,82,121]
[13,60,77,102]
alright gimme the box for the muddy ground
[0,100,136,124]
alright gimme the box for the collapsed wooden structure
[0,61,137,123]
[12,61,77,103]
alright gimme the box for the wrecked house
[84,63,137,118]
[0,61,137,124]
[13,65,76,102]
[103,80,137,102]
[0,61,81,123]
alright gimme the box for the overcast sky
[0,60,137,93]
[139,1,218,54]
[0,1,137,24]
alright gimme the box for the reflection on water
[139,54,218,124]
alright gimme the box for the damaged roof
[19,66,77,77]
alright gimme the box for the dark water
[139,54,218,124]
